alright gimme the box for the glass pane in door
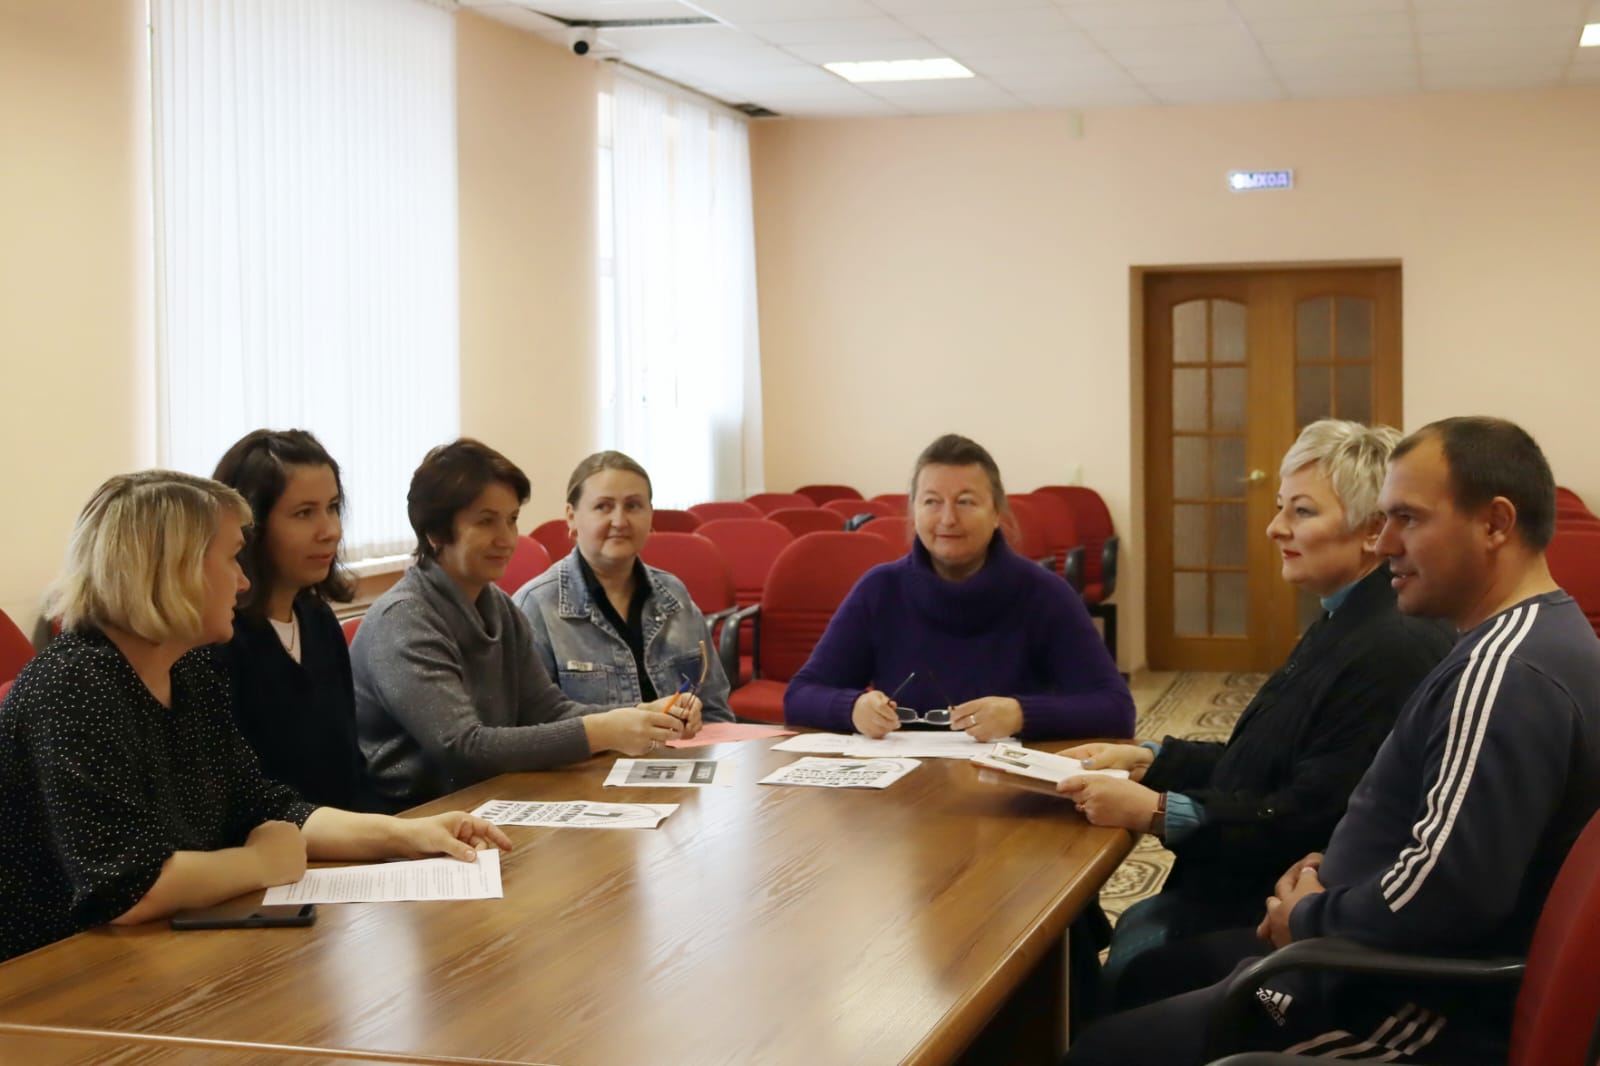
[1335,297,1373,360]
[1292,292,1377,633]
[1169,297,1250,637]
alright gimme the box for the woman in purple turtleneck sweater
[783,434,1134,741]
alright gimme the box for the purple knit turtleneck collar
[903,531,1031,635]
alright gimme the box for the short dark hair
[909,433,1010,516]
[213,429,355,613]
[565,450,653,508]
[1392,416,1556,550]
[408,438,531,561]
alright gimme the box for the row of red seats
[3,482,1124,699]
[479,486,1121,722]
[11,483,1596,713]
[514,484,1121,652]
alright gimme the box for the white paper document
[772,731,1011,760]
[469,799,678,830]
[760,756,920,789]
[843,732,1013,759]
[262,850,503,905]
[772,732,853,754]
[603,758,734,788]
[970,742,1130,785]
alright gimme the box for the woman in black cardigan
[212,430,376,810]
[1059,420,1455,1009]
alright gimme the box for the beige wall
[0,6,599,640]
[5,0,1597,669]
[456,12,600,521]
[750,88,1600,669]
[0,0,150,639]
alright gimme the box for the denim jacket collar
[553,549,685,627]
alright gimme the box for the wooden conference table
[0,737,1132,1066]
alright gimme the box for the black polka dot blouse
[0,629,316,962]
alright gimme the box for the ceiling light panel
[825,58,976,82]
[789,40,945,64]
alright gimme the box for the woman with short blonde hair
[47,471,250,644]
[1277,419,1401,532]
[1060,420,1454,1010]
[0,470,511,964]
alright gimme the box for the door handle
[1243,469,1268,484]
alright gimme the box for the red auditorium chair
[1035,485,1120,658]
[1554,487,1600,534]
[697,519,794,608]
[795,484,863,506]
[870,492,909,509]
[1018,491,1087,591]
[1547,527,1600,638]
[745,492,814,514]
[1,608,35,685]
[1555,485,1593,521]
[650,508,700,533]
[766,508,844,538]
[1203,807,1600,1066]
[822,497,898,522]
[698,519,796,683]
[341,616,363,645]
[495,536,552,595]
[845,499,905,531]
[857,515,911,549]
[529,518,572,564]
[1002,495,1054,568]
[639,532,741,681]
[725,532,902,723]
[689,500,764,523]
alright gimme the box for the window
[597,74,764,507]
[150,0,459,561]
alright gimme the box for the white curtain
[151,0,459,560]
[601,73,764,508]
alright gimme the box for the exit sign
[1228,169,1294,192]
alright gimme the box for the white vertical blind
[151,0,459,559]
[599,73,765,507]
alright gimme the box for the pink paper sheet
[665,722,797,749]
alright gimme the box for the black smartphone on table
[170,903,316,930]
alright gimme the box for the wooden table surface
[0,738,1131,1066]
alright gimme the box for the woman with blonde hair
[0,471,510,963]
[1058,420,1454,1010]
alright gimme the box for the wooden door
[1144,267,1401,671]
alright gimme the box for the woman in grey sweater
[353,439,700,811]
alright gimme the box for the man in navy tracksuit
[1066,417,1600,1064]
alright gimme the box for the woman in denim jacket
[513,452,734,723]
